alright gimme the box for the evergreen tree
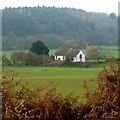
[29,40,49,55]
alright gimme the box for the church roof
[55,48,83,57]
[68,50,80,57]
[55,48,72,56]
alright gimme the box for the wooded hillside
[2,6,117,50]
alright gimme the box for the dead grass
[82,60,120,119]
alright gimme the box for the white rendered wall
[54,56,65,61]
[73,51,85,62]
[55,51,85,62]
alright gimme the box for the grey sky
[0,0,119,14]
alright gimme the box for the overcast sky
[0,0,119,14]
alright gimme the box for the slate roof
[55,48,72,56]
[68,50,80,57]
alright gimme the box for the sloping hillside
[2,7,117,50]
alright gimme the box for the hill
[2,6,118,50]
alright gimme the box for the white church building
[54,48,86,62]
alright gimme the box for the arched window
[80,54,82,59]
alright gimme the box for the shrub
[9,52,52,66]
[63,56,73,66]
[2,55,11,65]
[22,52,37,65]
[83,60,120,119]
[10,52,25,65]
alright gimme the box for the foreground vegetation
[2,61,119,119]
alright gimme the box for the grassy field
[1,46,118,59]
[99,46,118,49]
[0,49,57,59]
[98,46,119,58]
[1,45,118,97]
[6,66,104,97]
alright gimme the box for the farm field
[6,66,104,97]
[98,46,119,58]
[1,49,57,59]
[99,46,118,49]
[1,46,119,59]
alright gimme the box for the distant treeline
[2,6,118,50]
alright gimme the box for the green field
[1,49,57,59]
[6,66,104,96]
[99,46,118,49]
[1,45,118,97]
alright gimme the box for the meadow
[1,49,56,59]
[1,46,118,97]
[6,66,104,97]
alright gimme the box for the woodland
[2,6,118,50]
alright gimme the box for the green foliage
[29,40,49,55]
